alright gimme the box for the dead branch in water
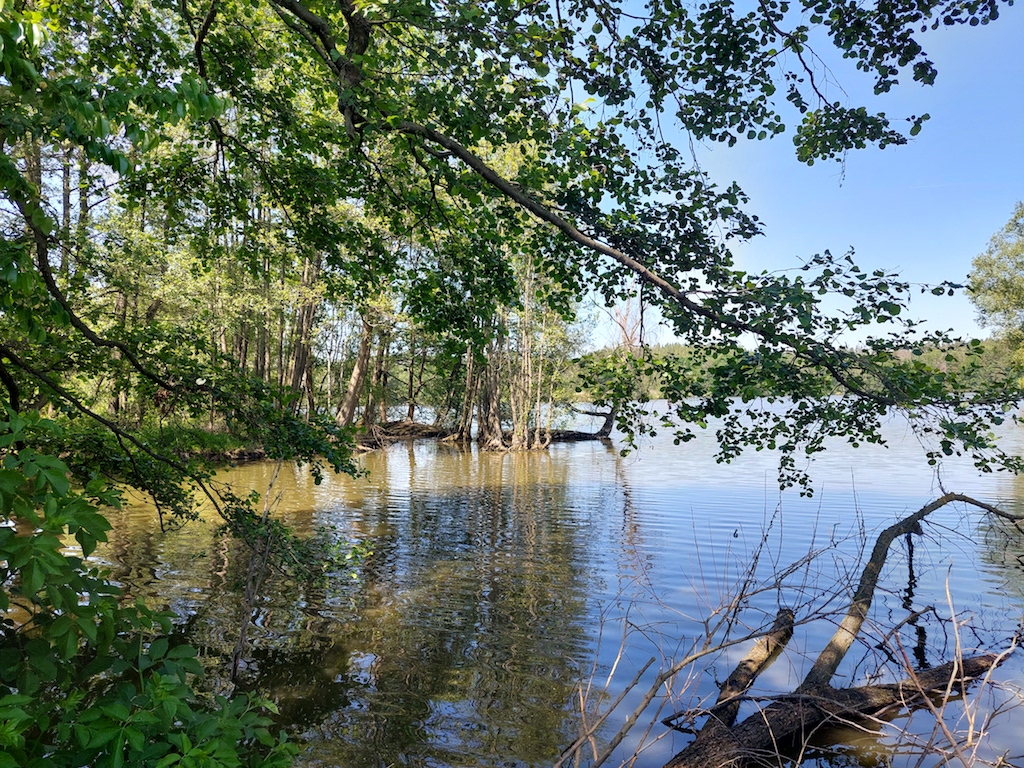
[659,492,1018,768]
[663,608,796,736]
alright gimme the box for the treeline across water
[8,133,1019,462]
[10,142,1016,454]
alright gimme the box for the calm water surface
[95,412,1024,768]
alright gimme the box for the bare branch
[800,493,1013,691]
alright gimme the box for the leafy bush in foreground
[0,413,297,768]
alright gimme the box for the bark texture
[706,608,795,731]
[336,314,373,427]
[665,655,999,768]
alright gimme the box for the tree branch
[800,492,1011,691]
[193,0,220,80]
[710,607,795,729]
[663,653,1004,768]
[0,357,20,414]
[0,342,227,521]
[390,121,910,407]
[263,0,974,411]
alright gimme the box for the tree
[254,0,1019,486]
[7,0,1017,479]
[0,5,363,763]
[970,201,1024,369]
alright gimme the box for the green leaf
[126,727,145,753]
[148,637,168,660]
[58,629,78,659]
[21,560,44,595]
[100,703,130,721]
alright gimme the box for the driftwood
[567,404,617,439]
[522,405,617,444]
[378,420,455,439]
[661,493,1016,768]
[665,654,1000,768]
[546,428,614,443]
[366,405,618,448]
[707,608,795,729]
[370,420,610,446]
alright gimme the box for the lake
[92,409,1024,767]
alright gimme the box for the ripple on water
[90,414,1024,768]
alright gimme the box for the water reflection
[89,419,1024,768]
[97,443,619,767]
[297,449,600,766]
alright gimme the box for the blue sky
[693,5,1023,340]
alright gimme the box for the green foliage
[0,415,297,768]
[0,5,362,759]
[970,202,1024,339]
[0,0,1016,477]
[2,0,1017,476]
[0,0,1021,758]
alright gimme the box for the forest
[1,0,1023,764]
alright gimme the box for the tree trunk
[597,404,617,437]
[337,314,373,427]
[108,290,127,416]
[275,257,286,392]
[365,327,390,426]
[237,320,249,373]
[60,144,72,280]
[452,352,476,441]
[477,346,505,450]
[304,354,317,416]
[532,330,548,448]
[406,340,428,422]
[664,655,1001,768]
[288,254,321,411]
[76,149,90,245]
[567,404,618,438]
[23,141,43,263]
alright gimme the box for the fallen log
[493,427,614,447]
[546,428,614,443]
[567,404,617,438]
[664,654,1001,768]
[659,493,1019,768]
[378,420,455,439]
[663,608,796,736]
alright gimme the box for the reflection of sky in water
[91,410,1024,768]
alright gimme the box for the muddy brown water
[84,411,1024,767]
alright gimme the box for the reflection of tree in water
[901,531,929,671]
[86,446,611,767]
[128,447,600,767]
[800,739,901,768]
[293,447,598,767]
[831,496,1024,690]
[102,504,162,595]
[976,478,1024,609]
